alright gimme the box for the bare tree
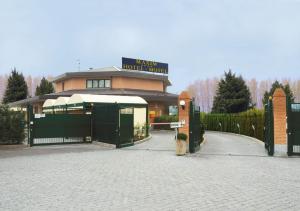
[26,75,33,97]
[0,74,8,102]
[247,78,258,106]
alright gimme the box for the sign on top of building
[122,57,168,74]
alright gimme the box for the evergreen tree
[35,77,54,96]
[0,104,25,144]
[212,70,252,113]
[262,80,295,105]
[2,68,28,104]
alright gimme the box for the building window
[87,80,93,88]
[99,80,105,88]
[93,80,98,88]
[105,79,111,88]
[62,82,65,91]
[86,79,111,88]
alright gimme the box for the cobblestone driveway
[0,131,300,210]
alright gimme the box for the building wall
[55,78,86,92]
[112,77,164,92]
[54,77,164,92]
[148,101,168,123]
[55,82,63,92]
[51,75,169,117]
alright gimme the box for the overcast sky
[1,0,300,93]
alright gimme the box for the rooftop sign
[122,57,168,74]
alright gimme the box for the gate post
[268,98,274,156]
[286,97,293,156]
[178,91,191,152]
[27,104,34,147]
[146,106,149,137]
[272,88,287,155]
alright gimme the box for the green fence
[31,113,91,145]
[264,100,274,156]
[189,100,203,153]
[92,104,119,145]
[201,109,265,141]
[287,100,300,155]
[28,103,146,148]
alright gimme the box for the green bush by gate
[0,105,25,144]
[28,94,148,148]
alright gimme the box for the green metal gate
[28,105,91,146]
[92,104,119,146]
[287,100,300,156]
[189,99,201,153]
[92,104,134,148]
[28,103,140,148]
[119,108,134,148]
[264,99,274,156]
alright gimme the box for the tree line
[187,70,300,112]
[194,70,297,140]
[0,68,54,104]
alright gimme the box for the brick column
[178,91,191,152]
[273,88,287,147]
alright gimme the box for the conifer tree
[2,68,28,104]
[262,80,295,105]
[212,70,252,113]
[35,77,54,96]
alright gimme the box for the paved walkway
[0,131,300,210]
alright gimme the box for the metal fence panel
[287,102,300,155]
[92,104,119,145]
[264,99,274,156]
[33,114,91,138]
[189,100,201,153]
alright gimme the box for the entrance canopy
[43,94,147,109]
[53,97,70,107]
[67,94,147,107]
[43,99,56,108]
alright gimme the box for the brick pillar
[273,88,287,146]
[178,91,191,152]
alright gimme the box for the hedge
[153,115,178,130]
[0,105,25,144]
[200,109,264,141]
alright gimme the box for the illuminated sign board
[122,57,168,74]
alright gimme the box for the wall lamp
[179,100,186,110]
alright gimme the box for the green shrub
[201,109,264,141]
[177,133,187,141]
[153,115,178,130]
[0,105,25,144]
